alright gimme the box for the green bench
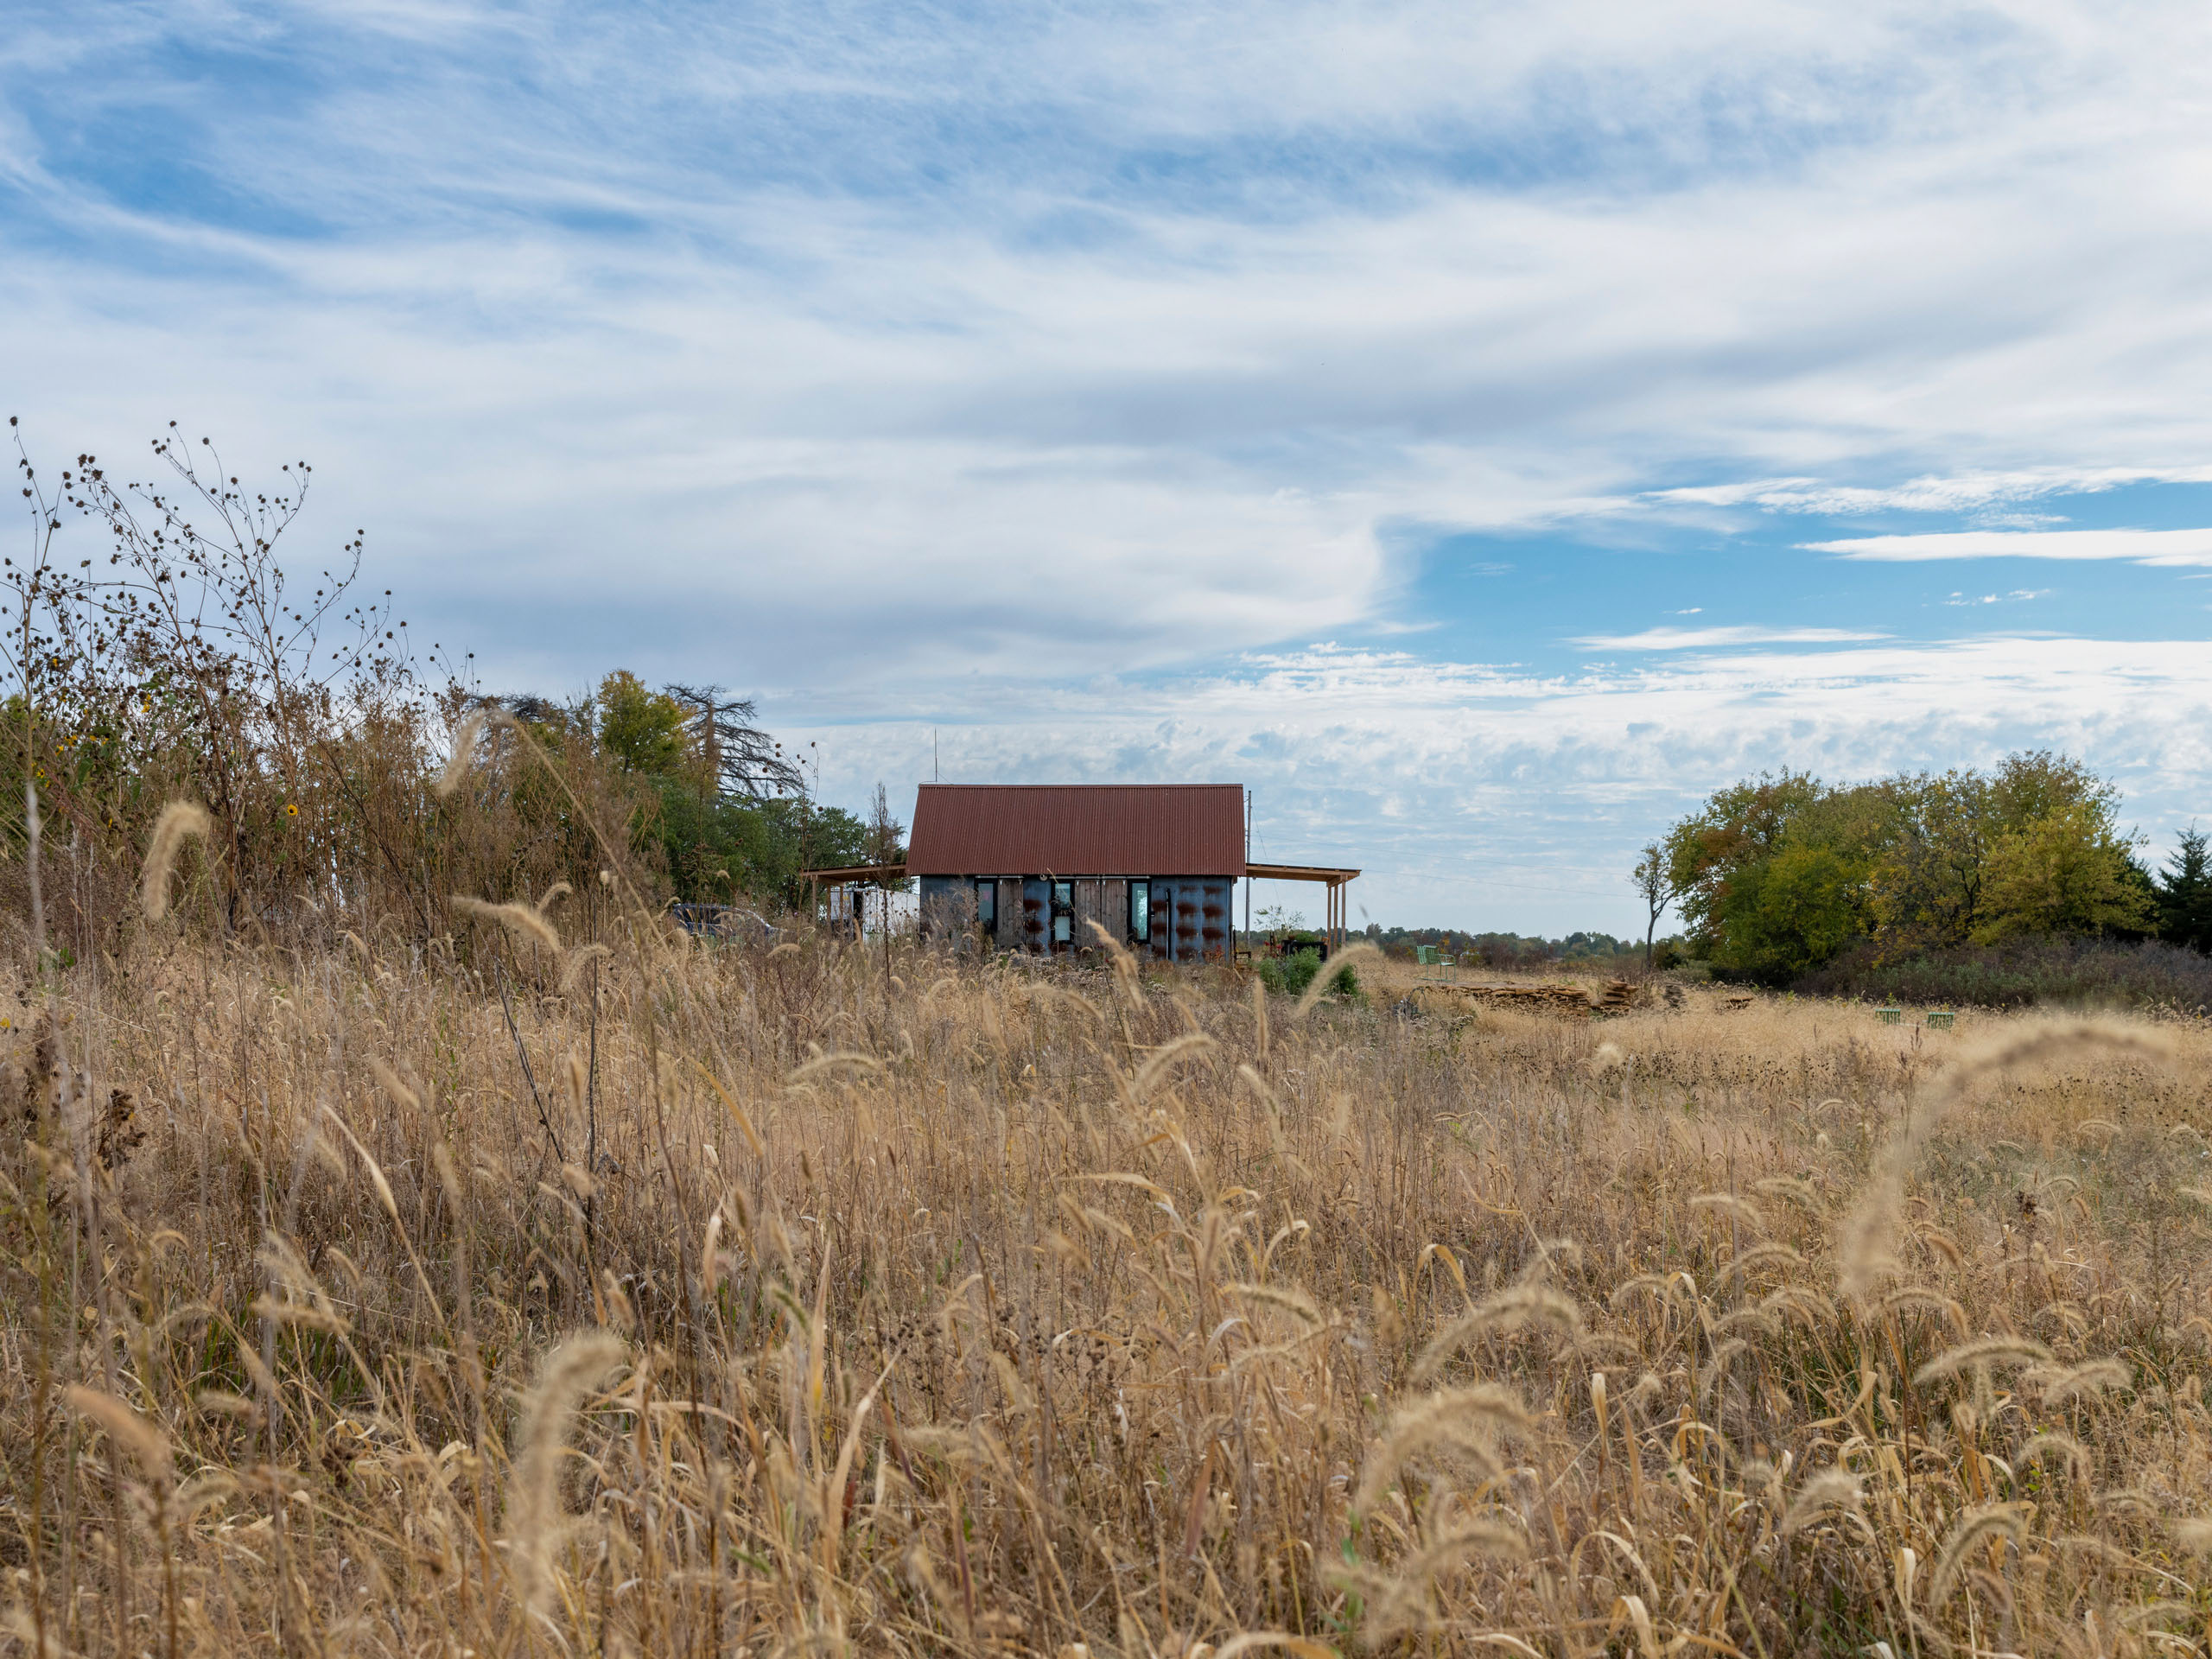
[1878,1007,1902,1025]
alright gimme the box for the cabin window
[975,879,996,934]
[1052,880,1073,946]
[1128,880,1150,943]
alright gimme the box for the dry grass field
[4,926,2212,1658]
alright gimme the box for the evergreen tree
[2157,825,2212,952]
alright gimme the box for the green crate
[1927,1010,1955,1030]
[1877,1007,1902,1025]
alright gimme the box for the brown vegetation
[5,912,2212,1657]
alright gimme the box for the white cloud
[10,0,2212,689]
[1808,529,2212,565]
[1650,467,2212,518]
[1574,626,1886,651]
[1943,588,2051,605]
[11,2,2212,926]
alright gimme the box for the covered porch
[1244,861,1363,954]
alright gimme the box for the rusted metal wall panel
[1198,878,1230,958]
[1141,876,1235,962]
[908,785,1244,876]
[1173,882,1203,960]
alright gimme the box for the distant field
[4,931,2209,1656]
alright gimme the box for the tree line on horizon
[1636,750,2212,986]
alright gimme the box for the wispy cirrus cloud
[1808,529,2212,565]
[1649,467,2212,518]
[1574,626,1887,652]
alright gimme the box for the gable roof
[907,784,1245,876]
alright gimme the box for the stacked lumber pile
[1444,982,1598,1015]
[1432,978,1648,1018]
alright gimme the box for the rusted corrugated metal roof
[907,785,1246,876]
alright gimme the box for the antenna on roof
[934,728,939,782]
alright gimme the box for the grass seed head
[507,1329,627,1612]
[1928,1503,2029,1605]
[432,710,490,798]
[140,800,213,921]
[451,893,561,953]
[1782,1469,1864,1536]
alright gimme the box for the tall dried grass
[2,931,2209,1656]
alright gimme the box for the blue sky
[8,1,2212,932]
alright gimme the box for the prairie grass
[3,929,2210,1657]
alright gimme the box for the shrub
[1255,947,1360,1001]
[1796,935,2212,1012]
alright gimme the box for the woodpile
[1442,982,1601,1015]
[1429,978,1649,1018]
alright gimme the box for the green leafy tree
[594,671,693,780]
[1663,772,1881,982]
[1723,841,1873,981]
[1659,750,2148,982]
[1974,797,2152,940]
[1868,769,1994,949]
[1662,770,1825,939]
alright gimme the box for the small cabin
[803,783,1358,961]
[912,783,1242,960]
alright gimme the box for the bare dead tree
[664,683,803,801]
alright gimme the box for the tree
[1662,770,1826,939]
[2156,825,2212,951]
[866,782,904,867]
[1655,750,2147,982]
[1974,797,2151,942]
[1630,842,1675,967]
[664,683,803,800]
[1868,769,1993,950]
[1662,772,1880,983]
[594,671,691,779]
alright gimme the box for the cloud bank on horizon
[5,0,2212,931]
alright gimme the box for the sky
[6,1,2212,935]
